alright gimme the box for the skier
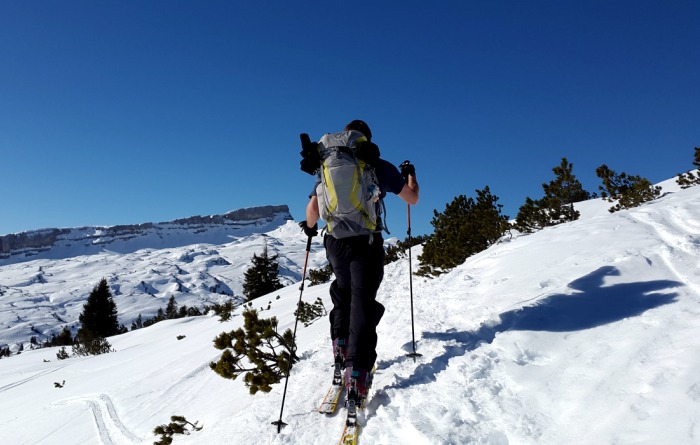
[299,119,419,403]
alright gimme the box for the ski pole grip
[306,235,313,252]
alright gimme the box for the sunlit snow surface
[2,179,700,444]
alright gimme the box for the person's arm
[398,174,419,205]
[397,161,419,205]
[306,195,320,227]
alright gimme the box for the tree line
[416,147,699,276]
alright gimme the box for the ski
[339,398,360,445]
[318,374,344,414]
[319,345,347,414]
[338,369,373,445]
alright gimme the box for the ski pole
[272,235,313,433]
[405,204,422,360]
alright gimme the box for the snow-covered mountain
[0,205,292,266]
[1,179,700,444]
[0,205,323,352]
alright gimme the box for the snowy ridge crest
[0,205,292,266]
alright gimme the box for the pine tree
[676,147,700,189]
[143,309,166,328]
[514,158,591,233]
[242,244,283,301]
[418,186,510,276]
[384,234,429,264]
[73,278,118,356]
[153,416,202,445]
[596,164,662,213]
[72,332,113,356]
[211,300,236,321]
[78,278,119,340]
[294,297,327,326]
[308,263,333,286]
[210,308,297,394]
[49,326,74,346]
[165,296,179,319]
[0,346,11,359]
[513,197,549,233]
[131,314,144,331]
[56,347,70,360]
[543,157,591,218]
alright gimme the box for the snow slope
[0,218,328,351]
[2,180,700,444]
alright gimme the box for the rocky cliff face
[0,205,292,265]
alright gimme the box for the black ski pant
[325,234,385,373]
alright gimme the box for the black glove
[299,133,320,175]
[299,221,318,237]
[300,155,320,175]
[399,160,415,182]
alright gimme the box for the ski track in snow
[0,364,69,393]
[626,200,700,295]
[52,394,143,445]
[87,394,143,444]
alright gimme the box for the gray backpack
[316,130,382,239]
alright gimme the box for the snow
[0,219,323,350]
[2,178,700,444]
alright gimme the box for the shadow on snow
[380,266,681,390]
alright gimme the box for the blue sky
[1,1,698,238]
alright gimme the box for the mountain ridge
[0,205,292,266]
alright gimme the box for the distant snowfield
[2,178,700,444]
[0,218,328,350]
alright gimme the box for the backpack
[314,130,383,239]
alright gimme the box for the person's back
[299,119,419,405]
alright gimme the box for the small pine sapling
[209,308,297,394]
[676,147,700,189]
[308,263,334,285]
[56,347,70,360]
[153,415,202,445]
[294,297,327,327]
